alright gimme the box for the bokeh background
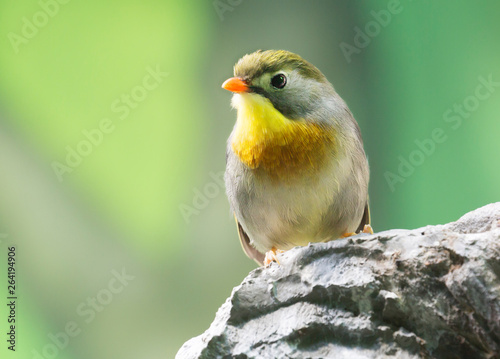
[0,0,499,358]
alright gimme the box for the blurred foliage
[0,1,498,358]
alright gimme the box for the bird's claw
[342,224,374,238]
[264,247,284,266]
[362,224,374,234]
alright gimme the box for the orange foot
[362,224,374,234]
[264,247,284,266]
[342,224,374,238]
[341,232,357,238]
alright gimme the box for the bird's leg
[362,224,374,234]
[264,247,284,266]
[342,224,374,238]
[341,232,357,238]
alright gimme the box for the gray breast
[224,140,369,253]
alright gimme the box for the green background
[0,1,499,358]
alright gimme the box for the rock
[177,203,500,359]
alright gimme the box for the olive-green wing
[355,202,371,233]
[234,216,265,266]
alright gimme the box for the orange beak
[222,77,248,93]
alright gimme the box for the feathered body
[224,50,370,264]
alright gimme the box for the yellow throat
[231,93,336,179]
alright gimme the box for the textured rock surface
[177,203,500,359]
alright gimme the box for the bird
[222,50,372,266]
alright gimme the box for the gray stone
[177,203,500,358]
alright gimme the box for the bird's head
[222,49,338,123]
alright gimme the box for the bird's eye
[271,74,287,89]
